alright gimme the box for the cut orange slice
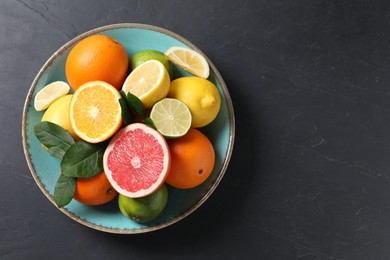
[70,81,122,143]
[165,46,210,78]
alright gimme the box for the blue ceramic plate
[22,23,235,234]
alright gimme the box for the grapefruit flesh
[103,123,171,198]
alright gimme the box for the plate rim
[22,23,235,234]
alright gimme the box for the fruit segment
[34,81,70,111]
[165,46,210,78]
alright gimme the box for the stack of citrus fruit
[33,34,222,223]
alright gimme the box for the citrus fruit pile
[33,34,221,223]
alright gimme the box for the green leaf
[48,146,67,159]
[121,91,145,118]
[34,121,75,159]
[119,98,135,125]
[120,90,127,99]
[60,141,104,178]
[142,117,156,130]
[54,174,76,208]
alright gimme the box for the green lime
[118,183,168,223]
[150,98,192,138]
[130,50,173,78]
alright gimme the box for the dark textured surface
[2,0,390,259]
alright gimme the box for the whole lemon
[168,77,221,128]
[42,94,77,139]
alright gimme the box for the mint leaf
[34,121,75,159]
[119,98,135,125]
[126,92,145,118]
[121,90,145,119]
[48,146,67,159]
[120,90,127,99]
[60,141,104,178]
[142,117,156,130]
[54,174,76,208]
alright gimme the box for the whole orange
[166,128,215,189]
[65,35,129,91]
[74,172,118,206]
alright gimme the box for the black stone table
[2,0,390,259]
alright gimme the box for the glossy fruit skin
[166,128,215,189]
[74,172,118,206]
[41,94,77,139]
[130,50,173,78]
[65,35,129,91]
[168,77,221,128]
[118,183,168,223]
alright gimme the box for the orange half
[70,81,122,143]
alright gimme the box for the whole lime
[118,183,168,223]
[130,50,173,78]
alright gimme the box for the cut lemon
[122,60,170,108]
[164,46,210,78]
[70,81,122,143]
[150,98,192,138]
[34,81,70,111]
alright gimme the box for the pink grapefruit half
[103,123,171,198]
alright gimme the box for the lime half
[150,98,192,138]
